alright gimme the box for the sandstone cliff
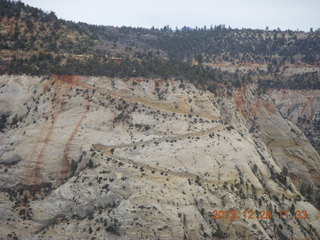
[0,75,319,240]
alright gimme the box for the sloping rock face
[0,75,319,240]
[269,89,320,154]
[233,85,320,195]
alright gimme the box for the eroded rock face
[0,75,319,240]
[232,85,320,193]
[269,89,320,154]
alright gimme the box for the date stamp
[211,210,308,221]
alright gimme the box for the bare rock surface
[0,75,319,240]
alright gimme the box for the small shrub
[88,159,94,168]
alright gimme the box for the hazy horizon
[19,0,320,31]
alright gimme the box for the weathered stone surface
[269,89,320,153]
[0,75,319,239]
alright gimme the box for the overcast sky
[20,0,320,31]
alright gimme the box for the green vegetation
[88,159,94,168]
[70,160,78,175]
[105,219,120,235]
[23,194,28,204]
[300,183,313,202]
[2,48,254,91]
[212,225,225,239]
[252,164,258,173]
[299,183,320,209]
[259,72,320,90]
[297,114,320,151]
[278,166,288,185]
[0,114,8,132]
[0,0,320,91]
[290,203,295,213]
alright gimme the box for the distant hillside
[0,0,320,90]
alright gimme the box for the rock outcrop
[269,89,320,153]
[0,75,319,240]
